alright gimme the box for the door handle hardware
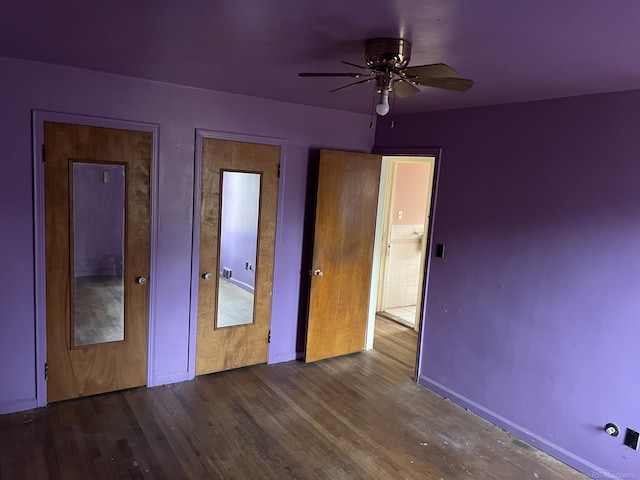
[310,269,324,277]
[202,272,212,280]
[136,276,147,285]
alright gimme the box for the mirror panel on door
[71,162,126,347]
[216,170,261,328]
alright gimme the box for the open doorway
[368,155,437,375]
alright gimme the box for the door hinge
[44,363,48,381]
[277,163,280,178]
[42,144,46,163]
[268,330,271,343]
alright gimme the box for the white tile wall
[384,224,424,308]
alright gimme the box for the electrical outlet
[624,428,640,450]
[397,210,403,220]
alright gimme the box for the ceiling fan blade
[418,77,474,92]
[392,79,420,98]
[341,60,368,70]
[403,63,459,82]
[299,72,363,78]
[329,77,375,93]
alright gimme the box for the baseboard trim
[228,277,254,294]
[268,351,297,364]
[149,371,190,387]
[418,375,615,479]
[0,397,38,415]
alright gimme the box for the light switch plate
[624,428,639,450]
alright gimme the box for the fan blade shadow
[418,77,474,92]
[341,60,368,70]
[299,72,363,77]
[329,77,375,93]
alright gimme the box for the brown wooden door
[196,138,279,375]
[45,122,151,402]
[305,149,382,362]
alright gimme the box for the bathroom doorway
[376,156,435,331]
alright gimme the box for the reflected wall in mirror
[216,171,260,328]
[72,162,126,346]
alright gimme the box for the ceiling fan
[299,38,473,115]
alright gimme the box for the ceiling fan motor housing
[364,38,412,70]
[298,37,472,101]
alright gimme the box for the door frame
[367,147,442,381]
[32,111,160,407]
[188,129,287,378]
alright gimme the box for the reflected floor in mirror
[74,275,124,346]
[217,278,254,327]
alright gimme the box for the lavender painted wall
[375,91,640,477]
[219,172,259,291]
[0,55,375,412]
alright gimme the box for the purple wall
[73,163,125,277]
[0,55,375,412]
[375,91,640,477]
[219,171,260,291]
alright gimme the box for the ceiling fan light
[376,89,390,116]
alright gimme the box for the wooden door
[45,122,151,402]
[305,149,382,362]
[196,138,279,375]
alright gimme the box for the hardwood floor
[373,315,418,376]
[0,318,586,479]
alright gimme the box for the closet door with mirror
[44,122,151,402]
[196,138,279,375]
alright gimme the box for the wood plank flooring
[373,315,418,376]
[0,318,586,479]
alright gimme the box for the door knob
[202,272,212,280]
[311,269,324,277]
[136,276,147,285]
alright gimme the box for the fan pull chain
[390,91,396,128]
